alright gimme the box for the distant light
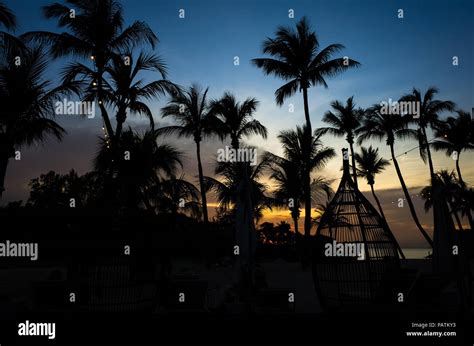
[90,56,95,60]
[93,82,97,86]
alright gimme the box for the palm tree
[28,0,158,141]
[252,17,360,135]
[252,17,359,238]
[399,87,455,182]
[149,175,202,219]
[354,146,390,220]
[432,110,474,228]
[102,51,178,137]
[266,152,333,236]
[420,170,465,231]
[266,154,303,234]
[278,125,336,238]
[94,128,182,209]
[0,45,80,198]
[431,110,473,187]
[210,92,267,149]
[313,201,351,236]
[0,2,16,30]
[358,105,433,247]
[316,96,363,186]
[160,84,217,223]
[205,155,273,223]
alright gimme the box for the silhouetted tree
[278,125,335,238]
[160,84,216,222]
[0,45,80,197]
[421,170,466,231]
[316,96,363,187]
[399,87,455,182]
[210,92,267,149]
[358,105,433,247]
[252,17,359,237]
[354,146,390,220]
[29,0,158,141]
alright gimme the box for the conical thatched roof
[312,149,401,309]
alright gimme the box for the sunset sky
[2,0,473,248]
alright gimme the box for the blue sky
[3,0,473,247]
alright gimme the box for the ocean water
[402,248,432,259]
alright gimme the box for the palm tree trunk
[456,155,473,228]
[115,107,127,139]
[302,87,313,240]
[302,86,312,133]
[448,201,464,231]
[349,141,358,188]
[390,144,433,247]
[292,211,299,235]
[0,155,9,199]
[195,140,209,223]
[422,127,435,182]
[0,139,14,199]
[455,155,465,187]
[370,184,385,220]
[96,65,114,140]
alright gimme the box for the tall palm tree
[210,92,267,149]
[252,17,359,237]
[354,146,390,220]
[160,84,217,223]
[278,125,336,238]
[94,128,182,209]
[358,105,433,247]
[0,2,16,30]
[27,0,158,141]
[399,87,455,182]
[431,110,474,187]
[102,51,177,137]
[0,45,80,197]
[316,96,363,187]
[252,17,360,135]
[420,170,465,231]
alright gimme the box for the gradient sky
[3,0,473,248]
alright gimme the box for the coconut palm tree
[316,96,363,187]
[358,105,433,247]
[354,146,390,220]
[0,45,80,198]
[27,0,158,141]
[252,17,359,238]
[103,51,178,137]
[210,92,267,150]
[205,154,273,223]
[149,175,202,219]
[278,125,336,238]
[0,2,16,30]
[399,87,455,181]
[266,152,334,235]
[431,110,474,187]
[420,170,465,231]
[252,17,360,135]
[94,128,182,209]
[159,84,218,222]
